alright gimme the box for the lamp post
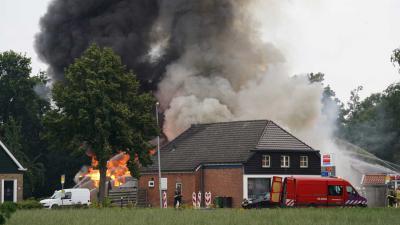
[156,102,162,208]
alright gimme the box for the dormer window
[300,156,308,168]
[281,155,290,168]
[261,155,270,168]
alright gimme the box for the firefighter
[396,187,400,208]
[387,188,396,207]
[174,186,182,208]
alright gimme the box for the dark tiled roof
[256,121,313,150]
[142,120,316,172]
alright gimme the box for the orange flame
[81,152,131,188]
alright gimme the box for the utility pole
[156,102,162,208]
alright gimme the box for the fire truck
[242,176,367,208]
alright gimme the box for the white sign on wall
[322,154,334,166]
[161,178,168,190]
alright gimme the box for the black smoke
[35,0,236,90]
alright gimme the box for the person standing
[396,187,400,208]
[174,187,182,208]
[387,188,395,207]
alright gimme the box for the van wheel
[51,204,59,209]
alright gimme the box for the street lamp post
[156,102,162,208]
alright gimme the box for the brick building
[139,120,321,208]
[0,139,26,203]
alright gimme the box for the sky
[0,0,399,102]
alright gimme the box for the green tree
[43,44,158,202]
[307,72,344,130]
[391,48,400,72]
[2,118,45,195]
[340,84,400,163]
[307,72,325,83]
[0,50,49,197]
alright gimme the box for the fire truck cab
[280,176,367,207]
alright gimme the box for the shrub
[16,199,43,209]
[0,202,17,225]
[90,197,114,208]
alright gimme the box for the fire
[81,152,132,188]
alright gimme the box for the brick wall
[138,172,199,207]
[0,173,23,202]
[139,167,243,208]
[203,167,243,208]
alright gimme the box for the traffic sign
[61,174,65,184]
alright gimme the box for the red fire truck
[242,176,367,208]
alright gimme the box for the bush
[16,199,43,209]
[0,202,17,225]
[90,197,113,208]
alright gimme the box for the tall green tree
[340,83,400,163]
[43,44,158,202]
[340,48,400,164]
[0,51,49,197]
[391,48,400,72]
[2,117,45,196]
[307,72,345,130]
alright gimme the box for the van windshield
[50,191,63,199]
[346,186,358,196]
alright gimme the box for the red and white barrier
[162,190,167,208]
[192,192,197,208]
[205,192,212,208]
[285,198,295,207]
[197,192,202,208]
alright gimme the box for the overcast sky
[0,0,399,101]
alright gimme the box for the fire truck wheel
[308,203,316,208]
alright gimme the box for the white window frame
[1,179,17,203]
[300,156,309,168]
[281,155,290,168]
[261,155,271,168]
[176,182,182,192]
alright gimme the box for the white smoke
[155,1,324,141]
[152,0,387,185]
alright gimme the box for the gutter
[0,139,27,171]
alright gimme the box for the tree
[307,72,325,83]
[391,48,400,73]
[307,72,344,130]
[2,117,45,195]
[0,50,49,197]
[44,44,158,202]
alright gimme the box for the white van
[40,188,91,208]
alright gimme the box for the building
[139,120,321,208]
[0,139,26,203]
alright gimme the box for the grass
[6,208,400,225]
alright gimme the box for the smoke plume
[36,0,391,183]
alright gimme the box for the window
[346,186,357,196]
[262,155,270,168]
[62,192,72,199]
[247,178,271,200]
[176,183,182,193]
[300,156,308,168]
[281,155,290,168]
[328,185,343,196]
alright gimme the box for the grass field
[6,208,400,225]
